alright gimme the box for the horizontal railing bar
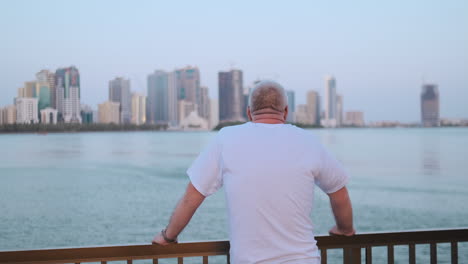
[316,228,468,249]
[0,241,230,264]
[1,228,467,264]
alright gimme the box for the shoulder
[218,122,251,135]
[286,124,321,141]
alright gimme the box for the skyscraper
[219,69,244,122]
[286,90,295,123]
[147,71,170,125]
[322,76,337,127]
[55,66,81,123]
[336,94,343,127]
[131,93,146,125]
[199,86,210,121]
[24,81,37,98]
[421,84,440,127]
[175,66,200,108]
[306,90,321,125]
[36,70,56,109]
[109,77,131,124]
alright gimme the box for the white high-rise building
[131,93,146,125]
[55,66,81,123]
[322,76,337,128]
[15,97,39,124]
[98,101,120,124]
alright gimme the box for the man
[152,80,355,263]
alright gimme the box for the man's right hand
[329,225,355,236]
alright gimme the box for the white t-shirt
[187,122,349,264]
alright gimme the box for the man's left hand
[152,233,170,246]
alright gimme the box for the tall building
[40,108,58,124]
[15,97,39,124]
[209,99,219,129]
[131,93,146,125]
[109,77,131,124]
[421,84,440,127]
[98,101,120,124]
[175,66,200,108]
[55,66,81,123]
[345,111,365,127]
[306,90,321,125]
[336,94,343,127]
[147,71,170,124]
[17,87,25,98]
[0,108,3,125]
[322,76,337,127]
[199,86,210,121]
[24,81,37,98]
[219,69,244,122]
[36,70,56,109]
[36,81,51,112]
[286,90,295,123]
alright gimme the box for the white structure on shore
[40,107,58,124]
[179,111,209,130]
[15,97,39,124]
[98,101,120,124]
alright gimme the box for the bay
[0,127,467,263]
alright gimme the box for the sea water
[1,127,467,263]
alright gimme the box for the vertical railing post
[344,247,361,264]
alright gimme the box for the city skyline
[1,64,463,127]
[1,1,467,122]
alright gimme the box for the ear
[284,105,288,121]
[247,106,253,121]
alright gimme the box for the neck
[251,109,285,124]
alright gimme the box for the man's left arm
[152,182,205,245]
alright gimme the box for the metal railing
[0,228,467,264]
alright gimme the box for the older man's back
[188,122,349,263]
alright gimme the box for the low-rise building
[98,101,120,124]
[40,108,58,124]
[15,97,39,124]
[344,111,365,127]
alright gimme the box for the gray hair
[248,80,288,113]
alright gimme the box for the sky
[1,0,467,122]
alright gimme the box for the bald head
[249,80,288,114]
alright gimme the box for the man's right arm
[328,186,355,236]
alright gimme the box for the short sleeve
[315,145,349,194]
[186,133,223,197]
